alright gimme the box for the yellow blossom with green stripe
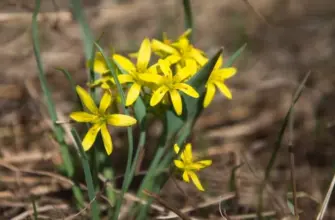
[113,38,157,106]
[151,29,207,69]
[203,56,237,108]
[174,143,212,191]
[70,86,137,155]
[140,59,198,116]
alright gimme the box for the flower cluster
[70,29,236,191]
[90,29,237,115]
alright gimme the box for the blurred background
[0,0,335,219]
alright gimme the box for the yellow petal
[214,67,237,79]
[179,29,192,39]
[174,83,199,98]
[150,85,169,106]
[107,114,137,126]
[152,39,178,55]
[158,59,173,80]
[113,54,136,73]
[92,59,109,74]
[214,82,232,99]
[174,67,191,83]
[101,124,113,155]
[191,48,208,66]
[126,83,142,106]
[82,123,102,151]
[118,74,134,84]
[182,171,190,183]
[190,160,212,170]
[76,86,98,114]
[169,90,182,116]
[137,38,151,70]
[203,83,216,108]
[174,59,197,81]
[188,171,205,191]
[165,55,181,65]
[174,160,185,169]
[173,38,189,51]
[139,73,164,84]
[183,143,193,163]
[99,92,112,113]
[174,144,180,154]
[70,112,97,122]
[213,56,223,70]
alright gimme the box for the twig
[229,210,276,219]
[156,192,236,219]
[240,0,272,28]
[12,204,68,220]
[288,102,298,217]
[143,189,191,220]
[219,203,231,220]
[316,172,335,220]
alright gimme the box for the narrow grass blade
[56,68,84,109]
[73,185,85,208]
[229,163,243,192]
[70,0,94,60]
[316,172,335,220]
[257,71,311,218]
[32,0,74,177]
[94,43,135,219]
[264,71,311,182]
[103,168,116,207]
[32,198,38,220]
[71,128,100,220]
[223,43,247,68]
[182,0,193,41]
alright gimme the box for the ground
[0,0,335,219]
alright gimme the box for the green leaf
[223,43,247,68]
[56,68,84,110]
[94,43,135,220]
[32,198,38,220]
[32,0,74,177]
[72,185,85,209]
[184,48,223,119]
[71,128,100,220]
[103,168,116,207]
[134,96,147,128]
[182,0,193,41]
[70,0,94,60]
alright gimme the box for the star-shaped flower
[141,59,199,115]
[203,56,237,108]
[70,86,137,155]
[174,143,212,191]
[151,29,207,70]
[113,38,157,106]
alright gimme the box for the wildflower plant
[32,0,245,219]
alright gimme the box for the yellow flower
[88,52,110,75]
[151,29,207,69]
[203,56,237,108]
[70,86,137,155]
[174,143,212,191]
[113,38,157,106]
[141,59,198,116]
